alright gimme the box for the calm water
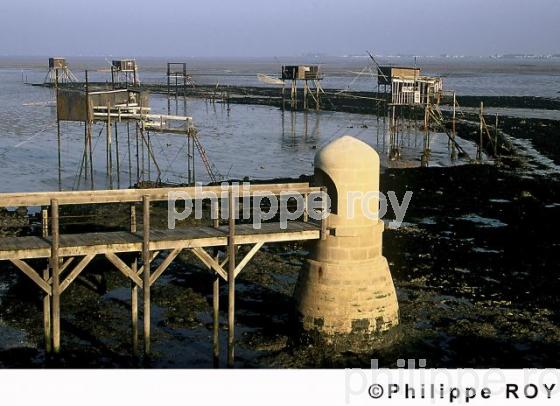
[0,56,558,192]
[0,56,559,364]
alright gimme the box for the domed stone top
[315,135,380,172]
[314,135,382,227]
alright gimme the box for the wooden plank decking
[0,183,327,365]
[0,221,320,260]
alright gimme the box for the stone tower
[294,135,399,350]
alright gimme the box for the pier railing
[0,183,327,366]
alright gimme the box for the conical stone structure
[294,135,399,350]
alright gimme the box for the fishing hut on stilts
[44,58,78,84]
[55,71,209,191]
[375,62,466,166]
[111,59,140,88]
[281,65,323,111]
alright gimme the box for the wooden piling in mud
[50,199,60,353]
[303,81,308,110]
[478,101,484,161]
[315,81,320,111]
[142,195,151,355]
[494,114,499,157]
[42,209,51,353]
[227,188,236,368]
[212,203,220,367]
[213,274,220,367]
[107,110,113,189]
[452,92,457,159]
[85,70,94,190]
[55,70,62,191]
[115,119,121,189]
[130,204,138,355]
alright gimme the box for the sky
[0,0,558,57]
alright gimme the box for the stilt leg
[43,265,52,354]
[142,196,151,355]
[41,209,51,353]
[50,199,61,353]
[227,190,236,368]
[131,203,139,355]
[131,279,138,355]
[213,275,220,367]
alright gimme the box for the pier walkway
[0,183,326,367]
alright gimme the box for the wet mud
[1,159,559,368]
[1,86,559,368]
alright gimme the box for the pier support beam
[50,199,61,353]
[303,80,308,111]
[107,111,113,189]
[130,204,139,355]
[213,276,220,367]
[41,209,52,353]
[212,204,220,368]
[142,195,151,356]
[227,189,236,368]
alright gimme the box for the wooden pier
[0,183,326,366]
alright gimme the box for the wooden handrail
[0,183,321,208]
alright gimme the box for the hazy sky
[0,0,558,57]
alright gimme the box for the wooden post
[187,136,192,185]
[291,80,295,110]
[167,64,171,115]
[135,123,140,184]
[213,273,220,367]
[87,121,94,189]
[140,123,145,182]
[227,188,236,368]
[142,195,151,355]
[127,121,132,187]
[293,81,297,110]
[175,74,178,104]
[316,81,320,111]
[478,101,484,161]
[191,137,196,184]
[494,113,499,157]
[115,119,121,189]
[42,208,51,353]
[130,204,138,355]
[55,70,62,191]
[212,202,220,367]
[303,80,308,111]
[50,199,61,353]
[107,110,113,189]
[422,104,430,167]
[451,92,457,158]
[147,131,151,182]
[85,70,94,190]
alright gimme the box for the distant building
[45,57,78,84]
[111,59,140,86]
[281,65,322,81]
[377,65,443,105]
